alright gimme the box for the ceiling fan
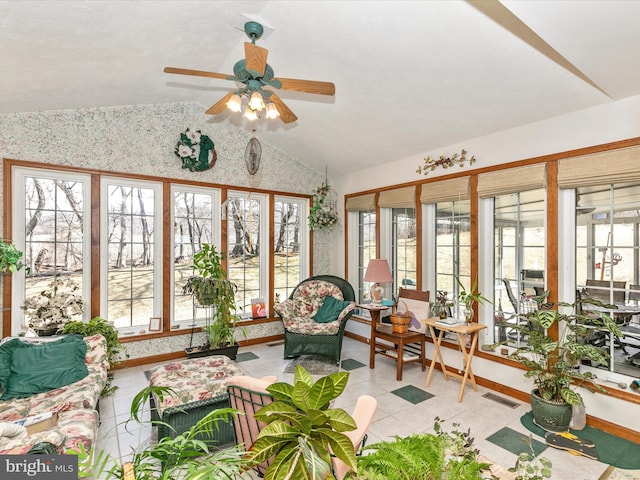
[164,21,335,124]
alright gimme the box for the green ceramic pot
[530,389,572,432]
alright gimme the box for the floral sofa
[0,334,108,455]
[273,275,355,364]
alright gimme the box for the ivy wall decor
[309,178,339,231]
[416,149,475,176]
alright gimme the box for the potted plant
[61,316,127,396]
[0,240,26,274]
[504,293,622,432]
[456,277,491,324]
[249,365,358,479]
[182,244,241,359]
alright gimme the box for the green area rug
[486,427,547,457]
[521,411,640,469]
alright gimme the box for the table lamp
[364,259,393,304]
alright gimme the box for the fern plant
[351,418,492,480]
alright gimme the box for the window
[172,186,220,325]
[391,208,417,292]
[101,178,163,332]
[12,168,90,335]
[226,192,268,316]
[358,211,377,303]
[435,199,470,318]
[274,197,308,303]
[574,183,640,377]
[493,189,546,346]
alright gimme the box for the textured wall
[0,102,332,358]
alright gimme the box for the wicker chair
[273,275,356,364]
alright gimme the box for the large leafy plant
[250,366,357,479]
[505,294,622,405]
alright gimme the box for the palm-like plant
[250,366,357,479]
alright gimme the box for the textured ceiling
[2,1,640,174]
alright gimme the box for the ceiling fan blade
[205,91,235,115]
[269,93,297,124]
[276,78,335,96]
[244,42,268,77]
[164,67,233,81]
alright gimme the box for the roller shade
[345,193,376,211]
[378,186,416,208]
[478,164,546,198]
[558,145,640,188]
[420,177,470,204]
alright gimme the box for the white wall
[336,93,640,432]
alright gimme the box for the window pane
[359,211,377,303]
[493,189,545,346]
[575,183,640,377]
[227,195,262,315]
[274,199,302,303]
[106,183,158,330]
[392,208,417,292]
[435,200,470,315]
[23,176,86,328]
[173,189,216,324]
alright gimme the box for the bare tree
[275,203,294,253]
[137,188,152,266]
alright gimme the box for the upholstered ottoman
[148,355,244,446]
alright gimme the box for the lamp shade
[364,259,393,303]
[364,259,393,283]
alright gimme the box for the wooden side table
[358,303,426,381]
[423,317,487,402]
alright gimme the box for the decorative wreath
[175,128,217,172]
[309,181,339,231]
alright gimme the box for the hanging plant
[174,128,217,172]
[309,180,339,230]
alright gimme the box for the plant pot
[390,313,411,333]
[34,325,61,336]
[185,343,239,360]
[530,389,573,432]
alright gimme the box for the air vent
[267,341,285,347]
[482,392,520,409]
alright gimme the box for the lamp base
[370,283,385,304]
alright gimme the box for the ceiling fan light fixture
[243,106,258,121]
[226,94,243,113]
[266,102,280,119]
[248,91,265,111]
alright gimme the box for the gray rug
[284,355,340,375]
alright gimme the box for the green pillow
[313,296,350,323]
[0,335,88,400]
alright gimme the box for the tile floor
[96,337,620,479]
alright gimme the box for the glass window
[227,193,268,317]
[575,183,640,377]
[172,186,219,325]
[274,197,308,303]
[102,179,163,333]
[12,168,90,335]
[435,200,470,318]
[391,208,417,292]
[358,211,377,303]
[493,189,545,346]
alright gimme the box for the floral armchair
[273,275,355,364]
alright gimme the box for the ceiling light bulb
[248,91,265,111]
[266,102,280,119]
[226,94,242,113]
[243,107,258,121]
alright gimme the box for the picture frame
[148,317,162,332]
[251,298,267,319]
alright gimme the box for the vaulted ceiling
[3,1,640,174]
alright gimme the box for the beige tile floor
[96,337,619,479]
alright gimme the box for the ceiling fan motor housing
[244,21,264,42]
